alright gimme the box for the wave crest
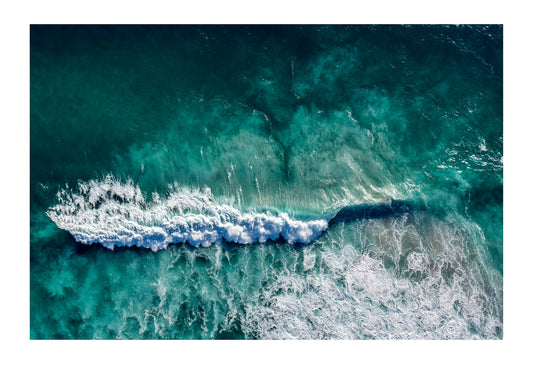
[47,176,329,251]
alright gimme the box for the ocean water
[30,25,503,339]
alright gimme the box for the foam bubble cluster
[242,214,503,339]
[47,176,329,251]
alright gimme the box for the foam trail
[47,176,329,251]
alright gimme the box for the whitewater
[47,176,329,250]
[43,176,502,339]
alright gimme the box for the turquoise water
[30,25,503,339]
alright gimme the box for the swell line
[47,177,414,251]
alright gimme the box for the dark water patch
[329,200,418,226]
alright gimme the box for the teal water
[30,25,503,339]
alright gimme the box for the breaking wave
[47,176,329,251]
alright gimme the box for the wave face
[47,177,329,250]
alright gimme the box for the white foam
[242,214,503,339]
[47,176,329,251]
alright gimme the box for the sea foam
[47,176,329,251]
[242,213,503,339]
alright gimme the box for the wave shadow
[328,200,419,227]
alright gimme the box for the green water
[30,25,503,339]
